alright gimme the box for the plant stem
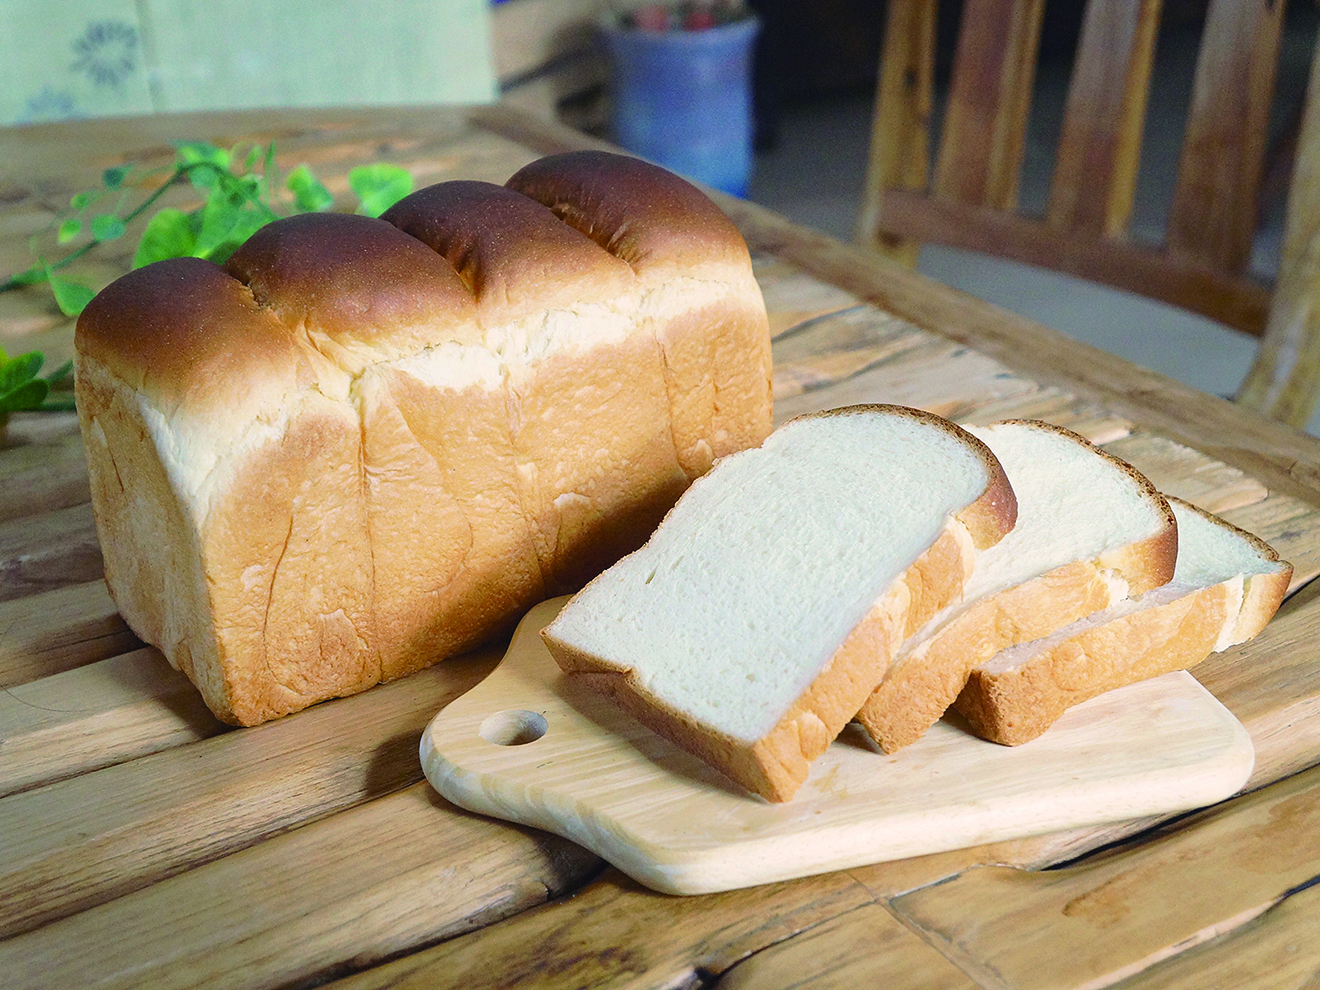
[0,159,274,294]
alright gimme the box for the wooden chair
[857,0,1320,428]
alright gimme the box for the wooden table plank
[1103,431,1269,514]
[321,867,884,990]
[0,579,136,687]
[0,420,88,525]
[0,782,602,990]
[889,763,1320,990]
[0,647,498,936]
[0,502,102,602]
[715,902,978,990]
[1111,874,1320,990]
[0,646,219,797]
[750,254,864,340]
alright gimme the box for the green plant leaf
[90,214,127,242]
[70,188,102,211]
[287,165,334,213]
[47,272,96,317]
[203,209,273,265]
[177,142,231,193]
[40,395,78,412]
[133,208,198,267]
[0,350,43,395]
[45,359,73,383]
[57,218,82,244]
[102,165,131,189]
[0,378,49,414]
[193,192,246,259]
[2,266,48,290]
[349,164,412,217]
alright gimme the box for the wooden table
[2,104,1319,990]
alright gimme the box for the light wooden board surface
[422,598,1255,895]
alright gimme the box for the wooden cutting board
[421,597,1255,895]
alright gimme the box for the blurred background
[8,0,1319,431]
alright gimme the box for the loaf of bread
[854,420,1178,753]
[541,404,1018,802]
[74,150,773,726]
[954,496,1292,744]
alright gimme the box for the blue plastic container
[601,16,760,197]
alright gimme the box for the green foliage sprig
[2,140,414,319]
[0,346,74,421]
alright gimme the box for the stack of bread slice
[541,406,1291,801]
[954,496,1292,745]
[854,420,1179,753]
[542,404,1016,801]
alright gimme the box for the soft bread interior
[542,405,1016,800]
[854,420,1177,753]
[956,497,1292,744]
[980,498,1288,676]
[960,422,1175,599]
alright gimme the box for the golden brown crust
[955,496,1292,745]
[853,419,1177,754]
[381,180,639,326]
[854,558,1135,752]
[505,151,753,277]
[75,257,296,398]
[506,151,774,476]
[224,211,480,354]
[954,588,1229,745]
[75,151,774,727]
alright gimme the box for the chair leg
[855,0,935,266]
[1236,33,1320,430]
[1236,231,1320,428]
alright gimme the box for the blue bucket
[601,15,760,197]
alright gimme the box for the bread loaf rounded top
[74,256,298,401]
[506,151,755,281]
[224,211,481,360]
[78,152,759,382]
[381,179,639,329]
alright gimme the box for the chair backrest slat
[934,0,1048,209]
[1048,0,1163,238]
[1165,0,1285,272]
[859,0,1320,426]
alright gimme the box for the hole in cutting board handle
[480,709,549,746]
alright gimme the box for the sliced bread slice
[854,420,1178,754]
[954,496,1292,745]
[540,404,1017,801]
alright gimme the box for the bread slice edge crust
[541,404,1019,801]
[955,497,1292,745]
[854,420,1179,754]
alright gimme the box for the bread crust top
[506,150,756,280]
[76,152,761,392]
[224,211,481,356]
[75,256,299,402]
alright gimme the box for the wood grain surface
[1,104,1318,989]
